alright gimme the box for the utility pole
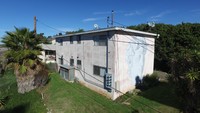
[107,16,110,28]
[34,16,37,37]
[111,10,114,27]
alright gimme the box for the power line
[40,18,157,111]
[42,43,161,113]
[109,40,154,46]
[109,20,156,44]
[37,19,66,33]
[51,74,115,113]
[113,21,127,27]
[117,29,155,54]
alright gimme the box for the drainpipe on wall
[104,31,109,90]
[106,31,109,73]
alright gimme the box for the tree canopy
[128,23,200,112]
[2,27,49,93]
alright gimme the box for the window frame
[94,35,107,46]
[93,65,106,77]
[77,60,81,69]
[70,58,74,66]
[59,57,63,65]
[70,36,73,44]
[77,35,81,44]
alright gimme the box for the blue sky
[0,0,200,37]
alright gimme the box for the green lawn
[39,73,132,113]
[0,70,47,113]
[0,71,181,113]
[39,72,181,113]
[116,83,181,113]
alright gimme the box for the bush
[0,96,9,110]
[136,72,160,90]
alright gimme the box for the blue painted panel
[126,36,147,84]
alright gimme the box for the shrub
[137,72,160,90]
[0,96,9,110]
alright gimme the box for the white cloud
[82,17,104,22]
[190,9,200,12]
[151,11,171,19]
[190,9,200,15]
[93,10,125,15]
[124,11,142,16]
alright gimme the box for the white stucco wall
[112,32,155,99]
[55,32,113,98]
[42,29,156,100]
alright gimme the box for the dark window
[59,56,63,65]
[60,39,63,46]
[70,58,74,66]
[70,36,73,44]
[77,60,81,69]
[45,50,56,55]
[59,67,69,80]
[93,65,106,77]
[94,35,107,46]
[77,35,81,44]
[57,39,63,46]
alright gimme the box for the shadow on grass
[0,103,30,113]
[138,82,182,110]
[131,109,139,113]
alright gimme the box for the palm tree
[2,27,48,93]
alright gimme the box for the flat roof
[54,27,159,38]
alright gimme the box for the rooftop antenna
[147,21,155,31]
[111,10,114,27]
[148,21,155,27]
[94,24,99,29]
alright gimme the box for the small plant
[0,99,4,109]
[0,96,9,110]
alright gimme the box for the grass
[116,82,181,113]
[39,72,132,113]
[0,70,181,113]
[39,72,181,113]
[0,70,47,113]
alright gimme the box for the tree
[128,23,175,72]
[65,29,84,34]
[2,27,49,94]
[128,23,200,112]
[170,23,200,113]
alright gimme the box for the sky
[0,0,200,38]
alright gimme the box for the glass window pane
[70,59,74,66]
[70,37,73,44]
[100,68,106,76]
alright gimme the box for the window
[60,67,69,80]
[94,35,107,46]
[57,38,63,46]
[59,56,63,65]
[93,65,106,77]
[45,50,56,55]
[70,58,74,66]
[77,35,81,44]
[70,36,73,44]
[77,60,81,69]
[60,39,63,46]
